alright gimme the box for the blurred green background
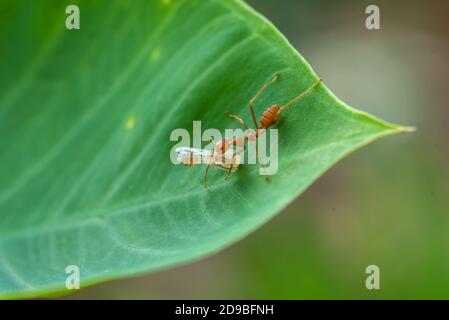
[68,0,449,299]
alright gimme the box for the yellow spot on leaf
[150,48,160,62]
[126,116,136,130]
[162,0,172,6]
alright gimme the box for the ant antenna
[280,79,322,112]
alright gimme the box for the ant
[176,73,322,188]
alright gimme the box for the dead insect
[176,139,243,188]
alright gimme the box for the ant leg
[204,147,215,188]
[224,164,233,181]
[227,112,248,130]
[249,73,280,129]
[227,113,249,154]
[224,153,238,181]
[249,139,269,182]
[279,78,322,112]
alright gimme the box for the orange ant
[200,73,322,187]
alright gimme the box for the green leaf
[0,0,410,298]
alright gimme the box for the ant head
[215,139,229,154]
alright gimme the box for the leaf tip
[397,126,416,133]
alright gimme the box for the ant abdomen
[260,105,281,129]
